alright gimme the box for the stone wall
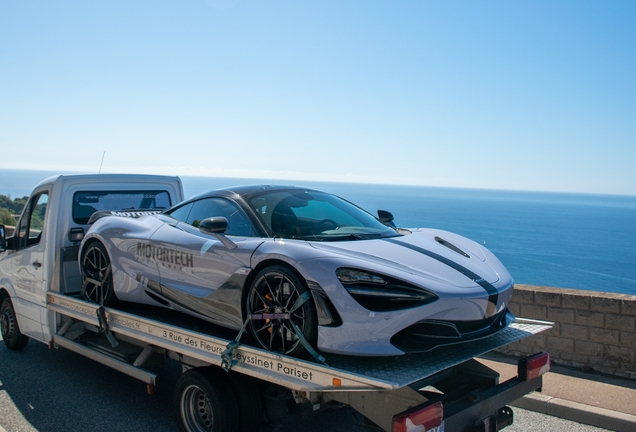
[499,284,636,378]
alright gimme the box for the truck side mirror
[68,227,85,243]
[0,225,16,251]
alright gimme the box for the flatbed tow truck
[0,174,552,432]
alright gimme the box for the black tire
[174,368,239,432]
[1,297,29,350]
[81,241,116,306]
[247,265,318,357]
[228,372,264,432]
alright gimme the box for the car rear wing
[87,209,163,224]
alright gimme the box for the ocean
[2,168,635,296]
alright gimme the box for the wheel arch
[0,285,23,326]
[1,288,29,350]
[241,258,343,330]
[78,235,106,262]
[0,287,9,304]
[240,258,311,319]
[0,283,18,305]
[78,237,114,278]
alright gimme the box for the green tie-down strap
[288,318,326,365]
[221,291,326,372]
[95,306,119,348]
[221,318,250,372]
[288,291,326,364]
[289,290,311,313]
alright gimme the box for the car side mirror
[198,217,237,250]
[0,225,5,252]
[199,217,229,234]
[377,210,396,228]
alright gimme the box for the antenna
[99,151,105,174]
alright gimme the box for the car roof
[187,184,319,202]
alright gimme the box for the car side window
[185,198,255,237]
[167,202,193,223]
[17,192,48,250]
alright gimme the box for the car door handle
[32,261,42,268]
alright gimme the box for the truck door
[8,191,49,341]
[149,197,263,328]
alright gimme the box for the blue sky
[1,1,635,195]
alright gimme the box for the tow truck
[0,174,552,432]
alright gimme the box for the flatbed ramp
[47,292,551,392]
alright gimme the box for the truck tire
[228,372,264,432]
[174,367,240,432]
[1,297,29,350]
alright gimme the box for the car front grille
[390,309,513,353]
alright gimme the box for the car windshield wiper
[327,233,366,241]
[299,233,375,242]
[330,232,404,241]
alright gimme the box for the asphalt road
[0,338,611,432]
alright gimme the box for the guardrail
[498,284,636,378]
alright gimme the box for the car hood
[308,229,501,288]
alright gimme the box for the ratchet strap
[221,318,250,372]
[96,306,119,348]
[83,264,118,348]
[221,290,325,372]
[288,291,326,365]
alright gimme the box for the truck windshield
[72,191,172,225]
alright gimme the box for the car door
[150,197,264,327]
[7,190,49,340]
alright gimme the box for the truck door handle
[32,261,42,268]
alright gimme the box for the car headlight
[336,267,438,312]
[336,268,385,284]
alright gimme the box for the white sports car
[80,185,515,357]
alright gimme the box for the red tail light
[518,351,551,381]
[393,401,444,432]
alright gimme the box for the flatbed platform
[47,292,551,392]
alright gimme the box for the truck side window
[17,193,49,249]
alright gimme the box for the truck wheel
[174,368,239,432]
[1,298,29,350]
[247,265,318,357]
[228,372,264,432]
[81,241,116,306]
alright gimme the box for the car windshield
[247,189,398,241]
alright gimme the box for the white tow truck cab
[0,174,183,345]
[0,174,552,432]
